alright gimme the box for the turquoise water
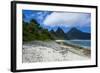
[65,40,91,48]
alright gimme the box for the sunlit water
[65,40,91,48]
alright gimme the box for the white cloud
[43,12,90,27]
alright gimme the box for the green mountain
[23,19,90,42]
[50,27,66,40]
[66,27,91,40]
[23,19,54,41]
[50,27,91,40]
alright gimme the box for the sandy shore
[22,41,90,63]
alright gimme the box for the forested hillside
[23,19,54,41]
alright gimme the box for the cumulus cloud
[43,12,91,27]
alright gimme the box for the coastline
[22,40,90,63]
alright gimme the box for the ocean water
[65,40,91,48]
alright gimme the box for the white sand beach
[22,41,90,63]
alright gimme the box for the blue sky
[23,10,91,33]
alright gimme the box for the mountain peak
[70,27,79,31]
[56,27,64,33]
[67,27,82,34]
[66,27,90,40]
